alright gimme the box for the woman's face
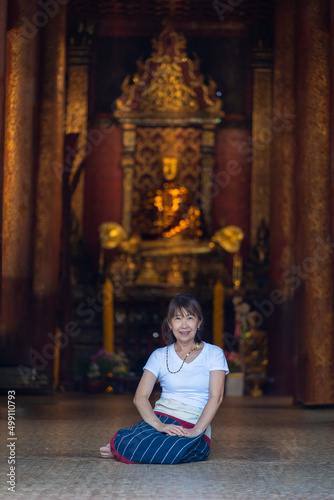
[169,308,201,344]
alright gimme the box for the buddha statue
[246,219,269,288]
[243,311,268,396]
[138,156,202,239]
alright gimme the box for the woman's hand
[156,424,203,438]
[183,427,203,438]
[158,423,187,436]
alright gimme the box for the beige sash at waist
[153,398,211,440]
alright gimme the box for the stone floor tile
[0,393,333,499]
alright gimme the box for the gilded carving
[65,64,89,235]
[200,156,215,232]
[251,68,273,245]
[139,61,198,113]
[294,0,334,404]
[122,163,134,235]
[115,26,224,119]
[66,65,89,134]
[123,130,137,149]
[115,25,223,237]
[3,5,38,279]
[33,5,66,295]
[212,226,244,253]
[202,130,215,148]
[271,1,296,293]
[99,222,128,249]
[121,156,135,169]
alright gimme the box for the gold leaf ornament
[212,226,244,253]
[99,222,128,249]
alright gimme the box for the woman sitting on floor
[100,293,229,464]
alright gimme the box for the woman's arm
[184,370,226,438]
[133,369,187,437]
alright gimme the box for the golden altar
[99,25,245,289]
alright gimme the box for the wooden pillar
[250,50,273,245]
[120,124,136,235]
[1,0,39,364]
[201,124,217,235]
[213,127,251,261]
[59,133,79,389]
[31,4,67,372]
[83,124,123,271]
[0,0,7,263]
[294,0,334,405]
[66,41,91,236]
[331,1,334,260]
[268,0,297,395]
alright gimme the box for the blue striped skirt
[110,412,211,464]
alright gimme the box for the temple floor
[0,393,333,500]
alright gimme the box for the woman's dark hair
[162,294,204,345]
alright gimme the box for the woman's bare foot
[100,444,113,458]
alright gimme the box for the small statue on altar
[253,219,269,264]
[243,311,268,396]
[246,219,270,288]
[138,157,202,239]
[135,258,160,285]
[109,253,127,288]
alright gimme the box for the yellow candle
[53,328,61,390]
[103,278,114,353]
[213,280,224,348]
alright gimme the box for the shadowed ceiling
[70,0,275,24]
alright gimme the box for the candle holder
[232,252,243,290]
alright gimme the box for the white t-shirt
[143,341,229,409]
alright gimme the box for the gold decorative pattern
[202,130,215,148]
[251,68,273,245]
[123,130,137,148]
[271,0,296,297]
[122,162,134,235]
[99,222,128,249]
[213,281,224,348]
[267,0,297,399]
[121,156,135,169]
[65,64,89,235]
[33,5,66,295]
[140,61,198,113]
[115,26,224,120]
[3,8,38,279]
[114,26,222,237]
[66,66,88,134]
[200,156,215,232]
[294,0,334,405]
[212,226,244,253]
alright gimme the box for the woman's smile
[169,308,201,345]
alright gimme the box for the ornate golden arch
[114,25,224,237]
